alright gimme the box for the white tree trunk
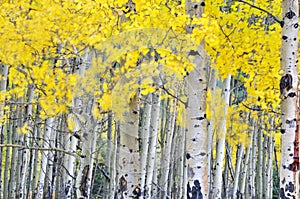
[232,144,244,199]
[117,91,141,198]
[65,47,89,198]
[145,93,160,198]
[249,122,257,198]
[239,146,251,198]
[106,113,113,198]
[64,113,79,198]
[75,118,97,199]
[212,75,231,199]
[19,84,34,199]
[159,98,177,199]
[0,64,8,199]
[140,94,152,196]
[280,1,299,198]
[178,126,186,199]
[0,64,8,131]
[111,123,119,198]
[256,126,263,198]
[36,117,54,199]
[207,68,217,196]
[44,119,57,198]
[266,134,274,199]
[185,1,208,198]
[31,107,42,199]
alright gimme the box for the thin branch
[229,83,244,93]
[5,101,38,105]
[225,143,235,180]
[95,163,110,181]
[235,0,282,25]
[218,23,236,50]
[242,103,281,115]
[0,144,80,158]
[45,152,76,180]
[160,85,187,107]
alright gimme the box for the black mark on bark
[186,153,191,159]
[285,182,295,193]
[79,165,90,197]
[280,74,293,96]
[187,180,203,199]
[132,186,141,198]
[119,176,128,195]
[288,92,296,98]
[286,11,296,19]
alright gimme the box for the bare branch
[0,144,80,158]
[235,0,282,26]
[160,85,187,107]
[242,103,281,115]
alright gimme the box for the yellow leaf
[92,105,101,119]
[17,122,29,135]
[67,116,75,131]
[103,82,108,92]
[141,89,149,95]
[100,93,112,111]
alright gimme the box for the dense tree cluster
[0,0,298,198]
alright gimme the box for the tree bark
[280,1,299,198]
[140,94,152,196]
[117,90,141,198]
[145,93,160,198]
[212,75,231,199]
[0,64,8,199]
[159,97,177,199]
[185,1,209,198]
[232,144,244,199]
[36,117,55,199]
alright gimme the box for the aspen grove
[0,0,298,198]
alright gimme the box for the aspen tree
[145,93,160,198]
[178,126,186,198]
[36,117,55,199]
[116,81,141,198]
[0,0,292,198]
[3,110,12,199]
[106,113,113,198]
[207,68,217,196]
[159,97,177,199]
[0,64,8,198]
[73,50,98,199]
[239,146,251,198]
[249,121,258,197]
[19,84,34,198]
[140,94,152,196]
[266,134,275,199]
[279,1,299,198]
[232,144,244,199]
[256,122,263,198]
[31,107,42,199]
[185,1,209,198]
[212,75,231,198]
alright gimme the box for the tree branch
[0,144,80,158]
[160,85,187,107]
[242,103,281,115]
[235,0,282,26]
